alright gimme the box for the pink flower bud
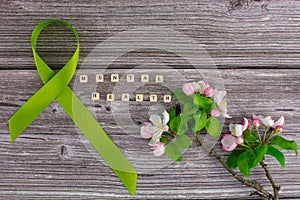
[236,136,244,145]
[253,119,260,127]
[204,87,213,97]
[182,83,195,96]
[275,125,283,133]
[153,142,165,156]
[211,109,220,117]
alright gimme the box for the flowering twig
[140,80,298,199]
[196,133,273,199]
[260,161,280,200]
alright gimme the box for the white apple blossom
[213,89,231,118]
[229,117,248,137]
[140,110,169,146]
[254,115,284,128]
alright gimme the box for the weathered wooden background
[1,0,300,199]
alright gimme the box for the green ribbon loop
[8,19,138,196]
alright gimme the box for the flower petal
[140,127,151,139]
[222,142,238,151]
[229,123,235,133]
[153,142,165,156]
[243,118,252,129]
[198,81,207,94]
[222,112,232,119]
[218,100,231,118]
[163,125,169,132]
[260,116,274,127]
[182,83,195,96]
[235,124,243,137]
[242,117,248,132]
[140,123,159,139]
[162,110,170,125]
[204,87,213,97]
[213,90,226,105]
[211,109,220,117]
[192,82,201,92]
[218,100,227,113]
[253,119,260,127]
[151,129,164,145]
[150,114,162,127]
[221,134,236,147]
[273,116,284,127]
[236,136,244,145]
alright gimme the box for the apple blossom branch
[195,134,273,199]
[260,161,280,200]
[140,80,298,199]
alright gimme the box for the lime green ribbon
[8,19,137,196]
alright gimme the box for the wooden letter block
[163,95,172,103]
[122,93,130,101]
[91,92,100,100]
[127,74,134,82]
[136,94,143,102]
[141,74,149,82]
[149,94,157,102]
[111,74,119,82]
[79,75,88,83]
[107,94,115,101]
[155,75,163,83]
[96,74,104,82]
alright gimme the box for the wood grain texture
[1,0,300,69]
[0,69,299,199]
[0,0,300,199]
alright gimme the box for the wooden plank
[0,69,299,199]
[1,0,300,69]
[1,0,300,199]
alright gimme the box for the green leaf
[170,115,191,135]
[266,145,285,168]
[237,151,251,177]
[174,135,191,150]
[165,142,182,162]
[243,130,259,143]
[160,135,169,143]
[169,116,181,133]
[247,149,257,169]
[182,104,198,116]
[176,155,182,162]
[271,135,298,156]
[205,117,222,138]
[178,116,191,135]
[193,111,207,132]
[173,89,193,105]
[252,145,267,168]
[210,102,218,111]
[226,150,245,169]
[193,93,213,111]
[237,149,256,177]
[169,106,177,124]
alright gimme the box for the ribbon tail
[113,169,137,196]
[56,87,138,196]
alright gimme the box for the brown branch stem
[195,134,273,199]
[260,161,280,200]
